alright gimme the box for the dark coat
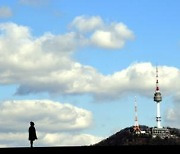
[29,126,37,141]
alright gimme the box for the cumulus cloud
[91,23,134,49]
[70,16,104,32]
[0,19,134,97]
[0,100,102,147]
[0,100,92,132]
[0,20,180,100]
[70,16,134,49]
[0,6,12,18]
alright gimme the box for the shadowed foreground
[0,145,179,153]
[0,146,91,153]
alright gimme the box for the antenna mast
[133,96,141,133]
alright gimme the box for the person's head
[30,121,35,126]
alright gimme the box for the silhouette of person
[28,121,37,148]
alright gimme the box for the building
[151,127,170,138]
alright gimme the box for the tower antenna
[133,96,141,133]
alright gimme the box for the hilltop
[93,125,180,146]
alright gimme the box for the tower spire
[133,96,141,133]
[156,66,160,91]
[154,66,162,128]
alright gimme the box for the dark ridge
[93,125,180,146]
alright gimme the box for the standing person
[28,121,38,148]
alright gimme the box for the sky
[0,0,180,147]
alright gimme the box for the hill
[93,125,180,146]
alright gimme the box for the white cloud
[0,21,180,100]
[0,22,100,95]
[70,16,104,32]
[91,31,117,49]
[91,23,134,49]
[70,16,134,49]
[0,100,102,147]
[0,20,134,97]
[0,6,12,18]
[0,132,27,147]
[0,132,103,147]
[41,133,103,146]
[0,100,92,132]
[92,63,180,100]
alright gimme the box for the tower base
[133,126,141,134]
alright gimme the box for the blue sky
[0,0,180,147]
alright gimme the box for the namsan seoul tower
[154,67,162,128]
